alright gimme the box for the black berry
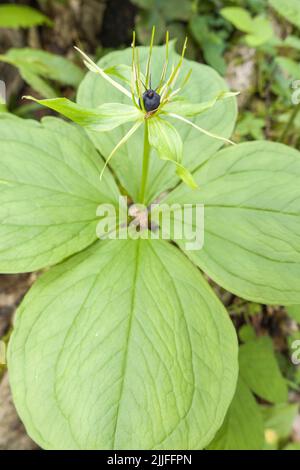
[140,89,161,112]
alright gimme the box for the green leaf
[202,41,227,76]
[0,114,120,273]
[220,7,255,33]
[239,337,288,403]
[161,141,300,305]
[269,0,300,29]
[26,97,142,132]
[148,117,197,188]
[77,43,237,204]
[0,5,52,28]
[244,17,274,47]
[239,324,256,343]
[276,57,300,79]
[176,165,198,190]
[284,443,300,450]
[8,238,238,450]
[286,305,300,323]
[207,377,264,450]
[163,92,238,117]
[261,403,299,439]
[282,35,300,50]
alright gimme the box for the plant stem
[139,121,150,204]
[280,103,300,143]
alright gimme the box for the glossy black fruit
[140,89,161,112]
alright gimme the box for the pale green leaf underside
[239,337,288,404]
[0,114,120,273]
[162,141,300,304]
[8,238,238,450]
[207,377,264,450]
[163,92,238,117]
[77,44,237,204]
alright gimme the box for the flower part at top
[24,27,238,190]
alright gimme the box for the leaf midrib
[112,238,141,449]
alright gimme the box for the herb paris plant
[25,29,237,195]
[1,31,300,450]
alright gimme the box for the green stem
[280,103,300,143]
[139,121,150,204]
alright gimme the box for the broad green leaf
[0,5,52,28]
[0,48,84,98]
[201,41,227,76]
[221,8,273,46]
[276,57,300,79]
[239,337,288,404]
[236,112,265,140]
[269,0,300,29]
[77,43,237,204]
[26,97,142,132]
[207,377,264,450]
[220,7,255,33]
[261,403,299,439]
[135,9,166,46]
[286,305,300,323]
[176,165,198,190]
[8,238,238,450]
[104,64,145,88]
[160,141,300,304]
[0,114,120,273]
